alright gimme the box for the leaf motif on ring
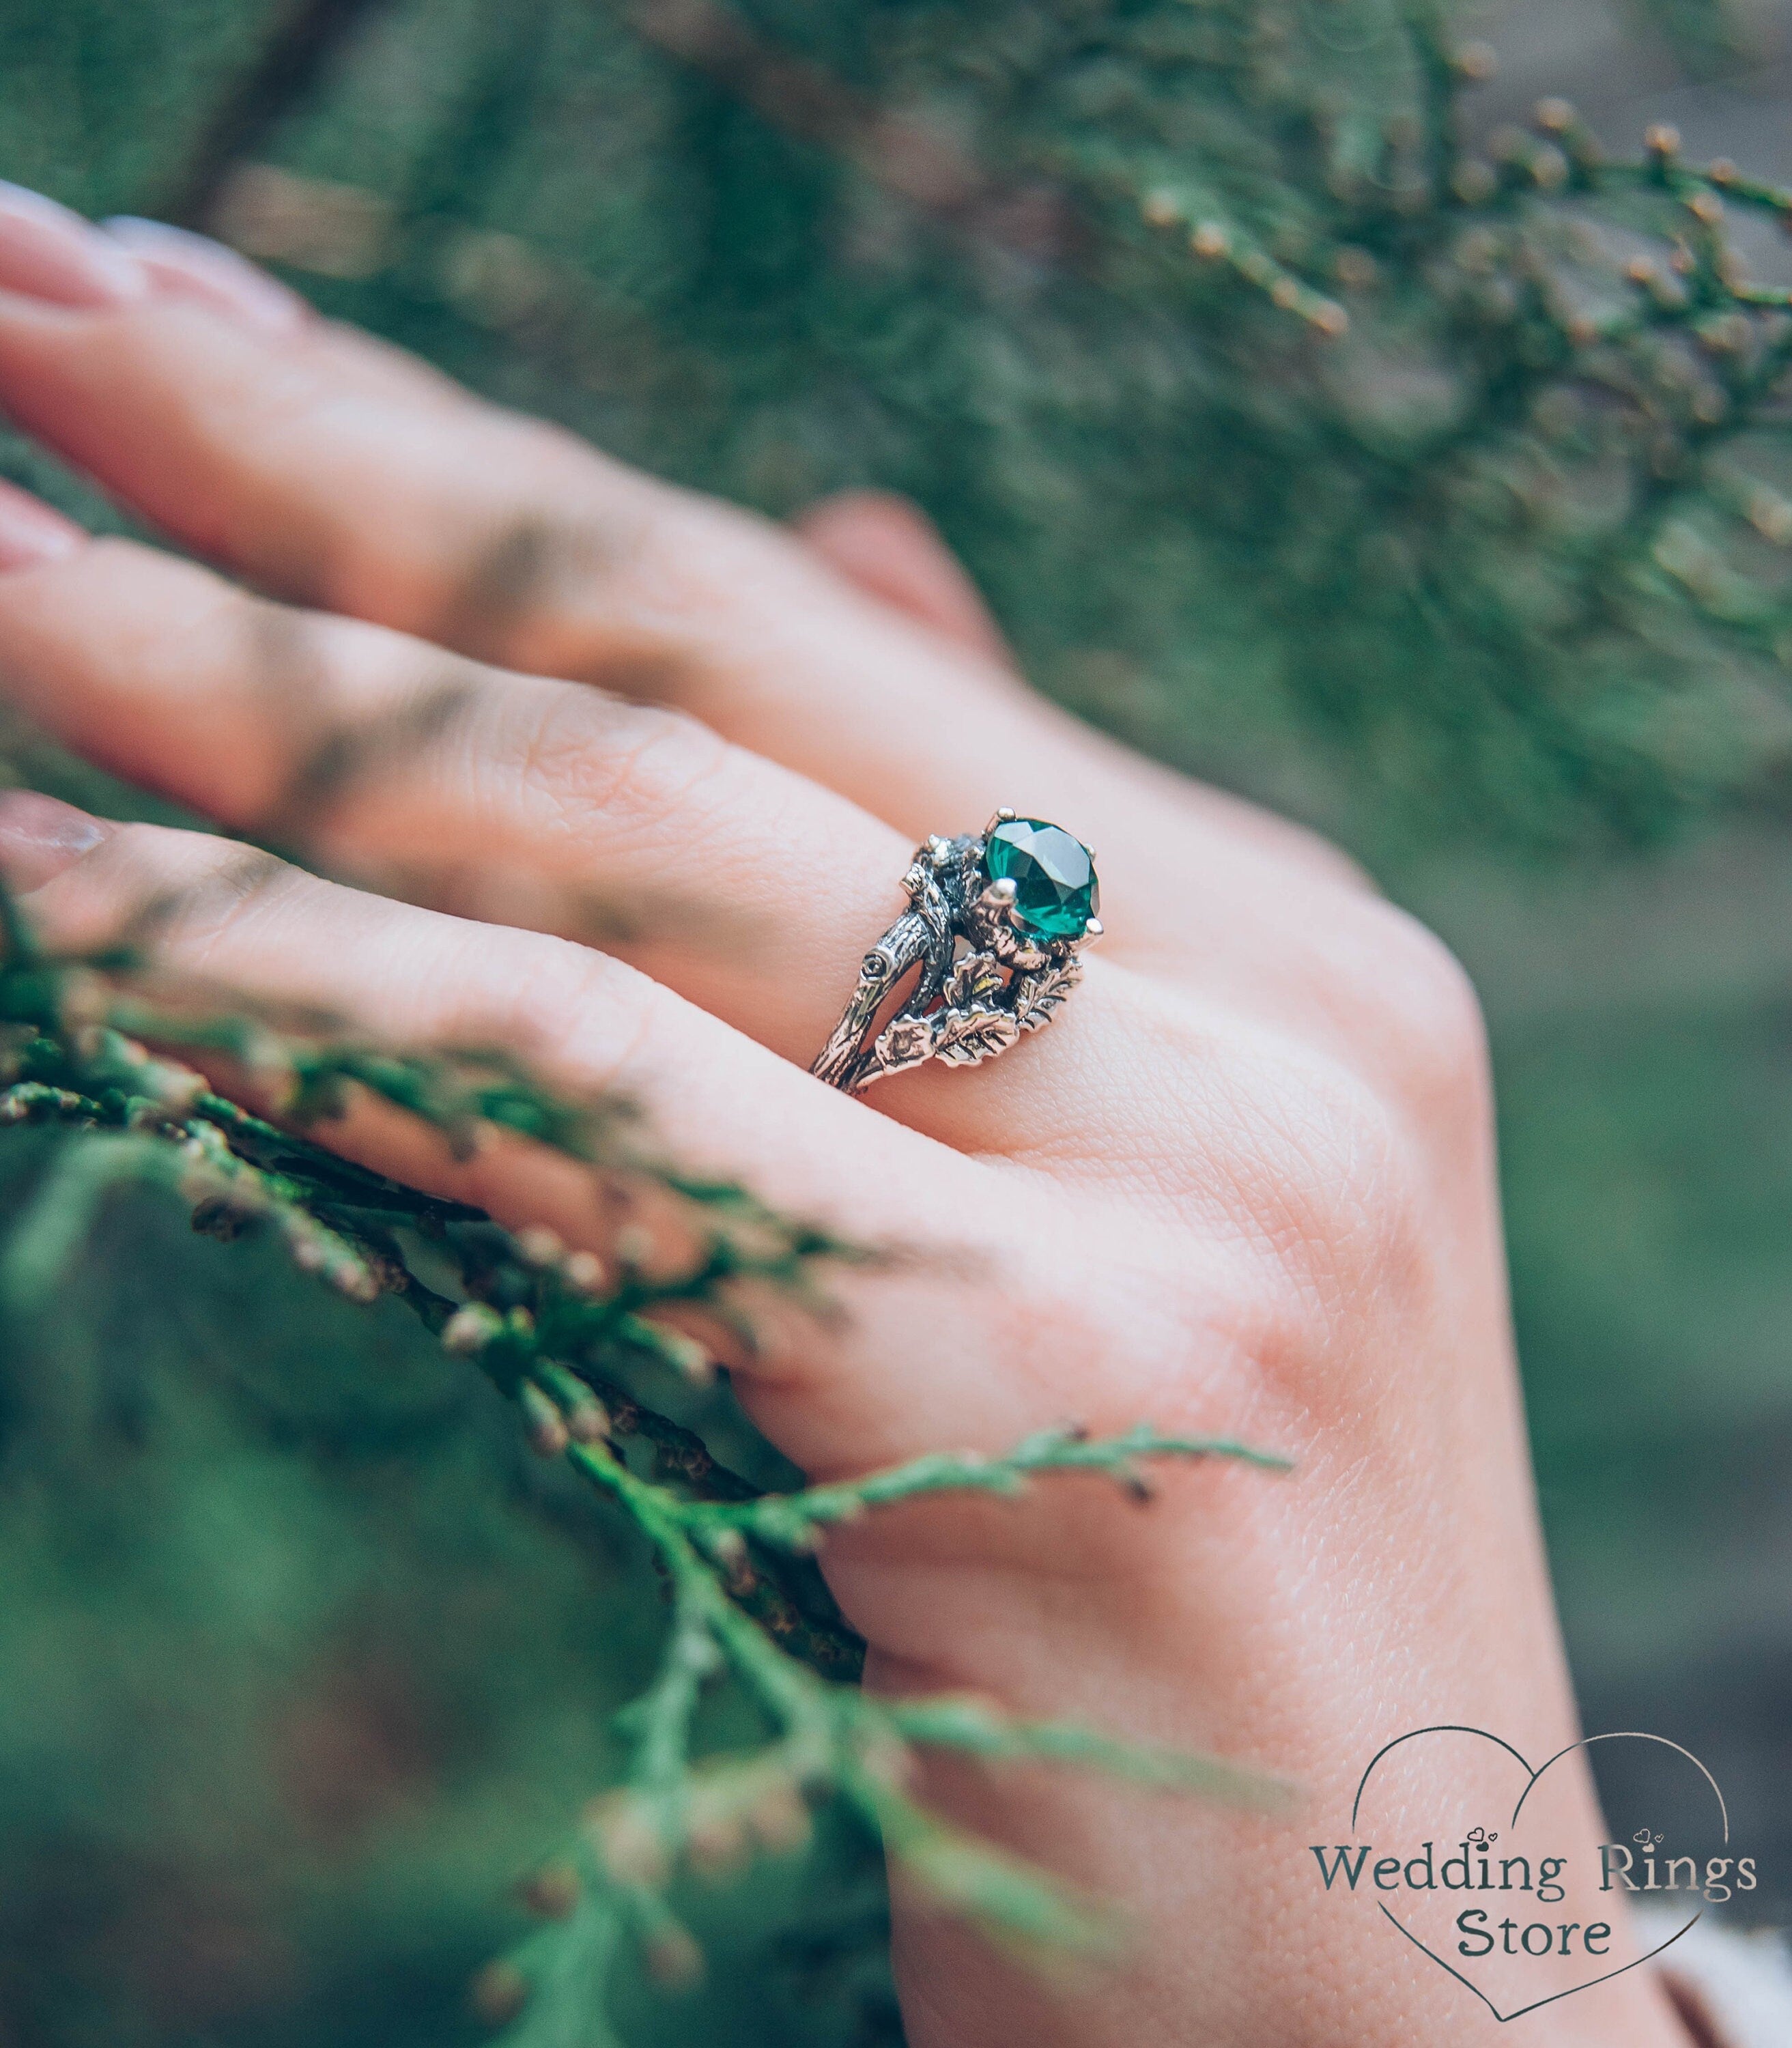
[1010,955,1083,1032]
[932,1006,1021,1068]
[941,950,1006,1011]
[869,1011,939,1077]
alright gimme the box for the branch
[687,1423,1291,1552]
[0,890,1292,2034]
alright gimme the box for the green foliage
[0,892,1283,2042]
[2,1,1792,2037]
[4,3,1792,847]
[11,0,1792,847]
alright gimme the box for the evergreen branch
[686,1423,1292,1552]
[0,888,1289,2036]
[884,1695,1290,1806]
[541,1419,1285,1984]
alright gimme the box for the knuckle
[1237,1046,1429,1320]
[1148,1004,1442,1374]
[496,680,735,851]
[165,845,305,962]
[66,823,304,969]
[1179,951,1493,1415]
[1327,900,1489,1122]
[426,426,730,666]
[83,547,321,819]
[489,935,659,1091]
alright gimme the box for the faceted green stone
[984,818,1099,940]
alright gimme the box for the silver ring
[812,810,1101,1094]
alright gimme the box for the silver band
[812,810,1100,1094]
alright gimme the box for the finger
[0,206,1362,920]
[0,183,149,309]
[0,478,83,571]
[0,494,1438,1178]
[0,474,1464,1214]
[0,528,925,1070]
[795,491,1013,667]
[0,522,1206,1176]
[100,216,310,335]
[98,214,459,404]
[0,796,1158,1478]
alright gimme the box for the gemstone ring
[811,810,1101,1094]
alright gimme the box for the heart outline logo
[1350,1726,1726,2023]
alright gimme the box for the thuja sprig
[609,3,1792,838]
[487,1414,1288,2023]
[0,887,1292,2037]
[682,1421,1290,1553]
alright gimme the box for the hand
[0,193,1688,2047]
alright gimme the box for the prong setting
[815,815,1098,1091]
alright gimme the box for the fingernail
[102,216,307,334]
[0,791,113,889]
[0,479,84,571]
[0,182,148,309]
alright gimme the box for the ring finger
[0,799,1146,1481]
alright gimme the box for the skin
[0,186,1693,2047]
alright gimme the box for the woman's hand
[0,191,1688,2047]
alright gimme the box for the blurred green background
[0,0,1789,2040]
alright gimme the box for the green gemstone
[984,819,1099,940]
